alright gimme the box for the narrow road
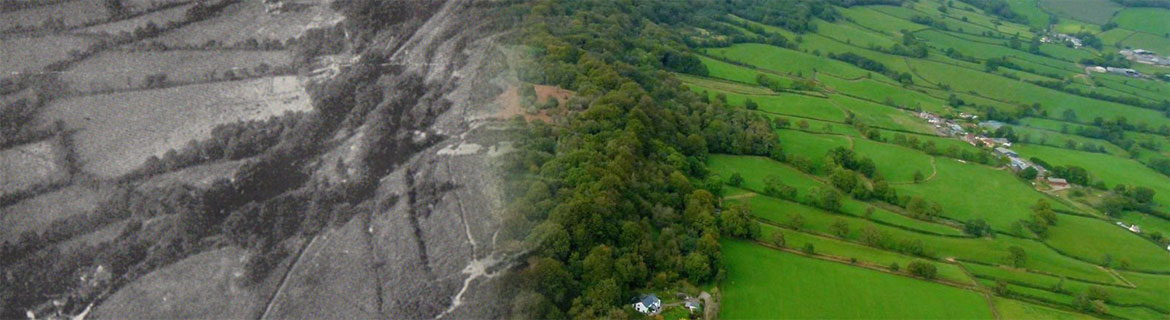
[698,291,717,320]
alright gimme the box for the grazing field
[1118,32,1170,56]
[63,49,293,92]
[896,159,1064,230]
[696,55,776,85]
[40,76,313,177]
[78,3,196,35]
[1013,144,1170,212]
[0,140,69,197]
[0,35,96,75]
[720,240,994,319]
[704,43,872,80]
[1039,0,1123,24]
[993,297,1094,320]
[1045,214,1170,272]
[0,184,115,243]
[154,0,341,47]
[91,247,266,319]
[1111,8,1170,37]
[852,138,934,183]
[1005,0,1052,29]
[0,0,109,30]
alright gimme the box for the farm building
[685,300,702,313]
[994,147,1018,159]
[632,294,661,314]
[1105,67,1141,77]
[978,120,1004,130]
[1046,177,1069,190]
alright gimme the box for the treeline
[828,52,914,85]
[504,0,787,318]
[1109,0,1170,8]
[955,0,1028,25]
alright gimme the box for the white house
[633,294,661,314]
[1129,225,1141,233]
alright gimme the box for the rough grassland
[721,240,994,319]
[64,49,293,92]
[40,76,312,177]
[92,247,265,319]
[0,140,68,197]
[1013,144,1170,212]
[1111,8,1170,37]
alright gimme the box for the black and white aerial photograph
[2,0,1169,319]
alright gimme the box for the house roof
[639,294,660,306]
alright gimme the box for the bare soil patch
[494,84,575,122]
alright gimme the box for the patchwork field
[721,240,994,319]
[154,0,341,47]
[40,76,313,177]
[63,49,293,92]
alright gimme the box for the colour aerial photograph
[1,0,1168,319]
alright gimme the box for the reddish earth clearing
[494,84,575,123]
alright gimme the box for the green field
[1112,8,1170,37]
[705,4,1170,318]
[721,240,995,319]
[1014,144,1170,212]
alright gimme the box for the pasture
[0,184,115,244]
[39,76,313,177]
[154,0,341,47]
[1111,8,1170,37]
[1013,144,1170,212]
[0,0,109,31]
[0,140,69,197]
[1039,0,1122,25]
[63,49,293,92]
[0,35,96,75]
[896,158,1068,231]
[720,240,994,319]
[78,3,196,35]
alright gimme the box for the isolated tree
[771,231,786,248]
[913,170,925,183]
[907,260,937,279]
[829,219,850,238]
[1031,199,1057,226]
[728,172,744,187]
[1006,246,1027,268]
